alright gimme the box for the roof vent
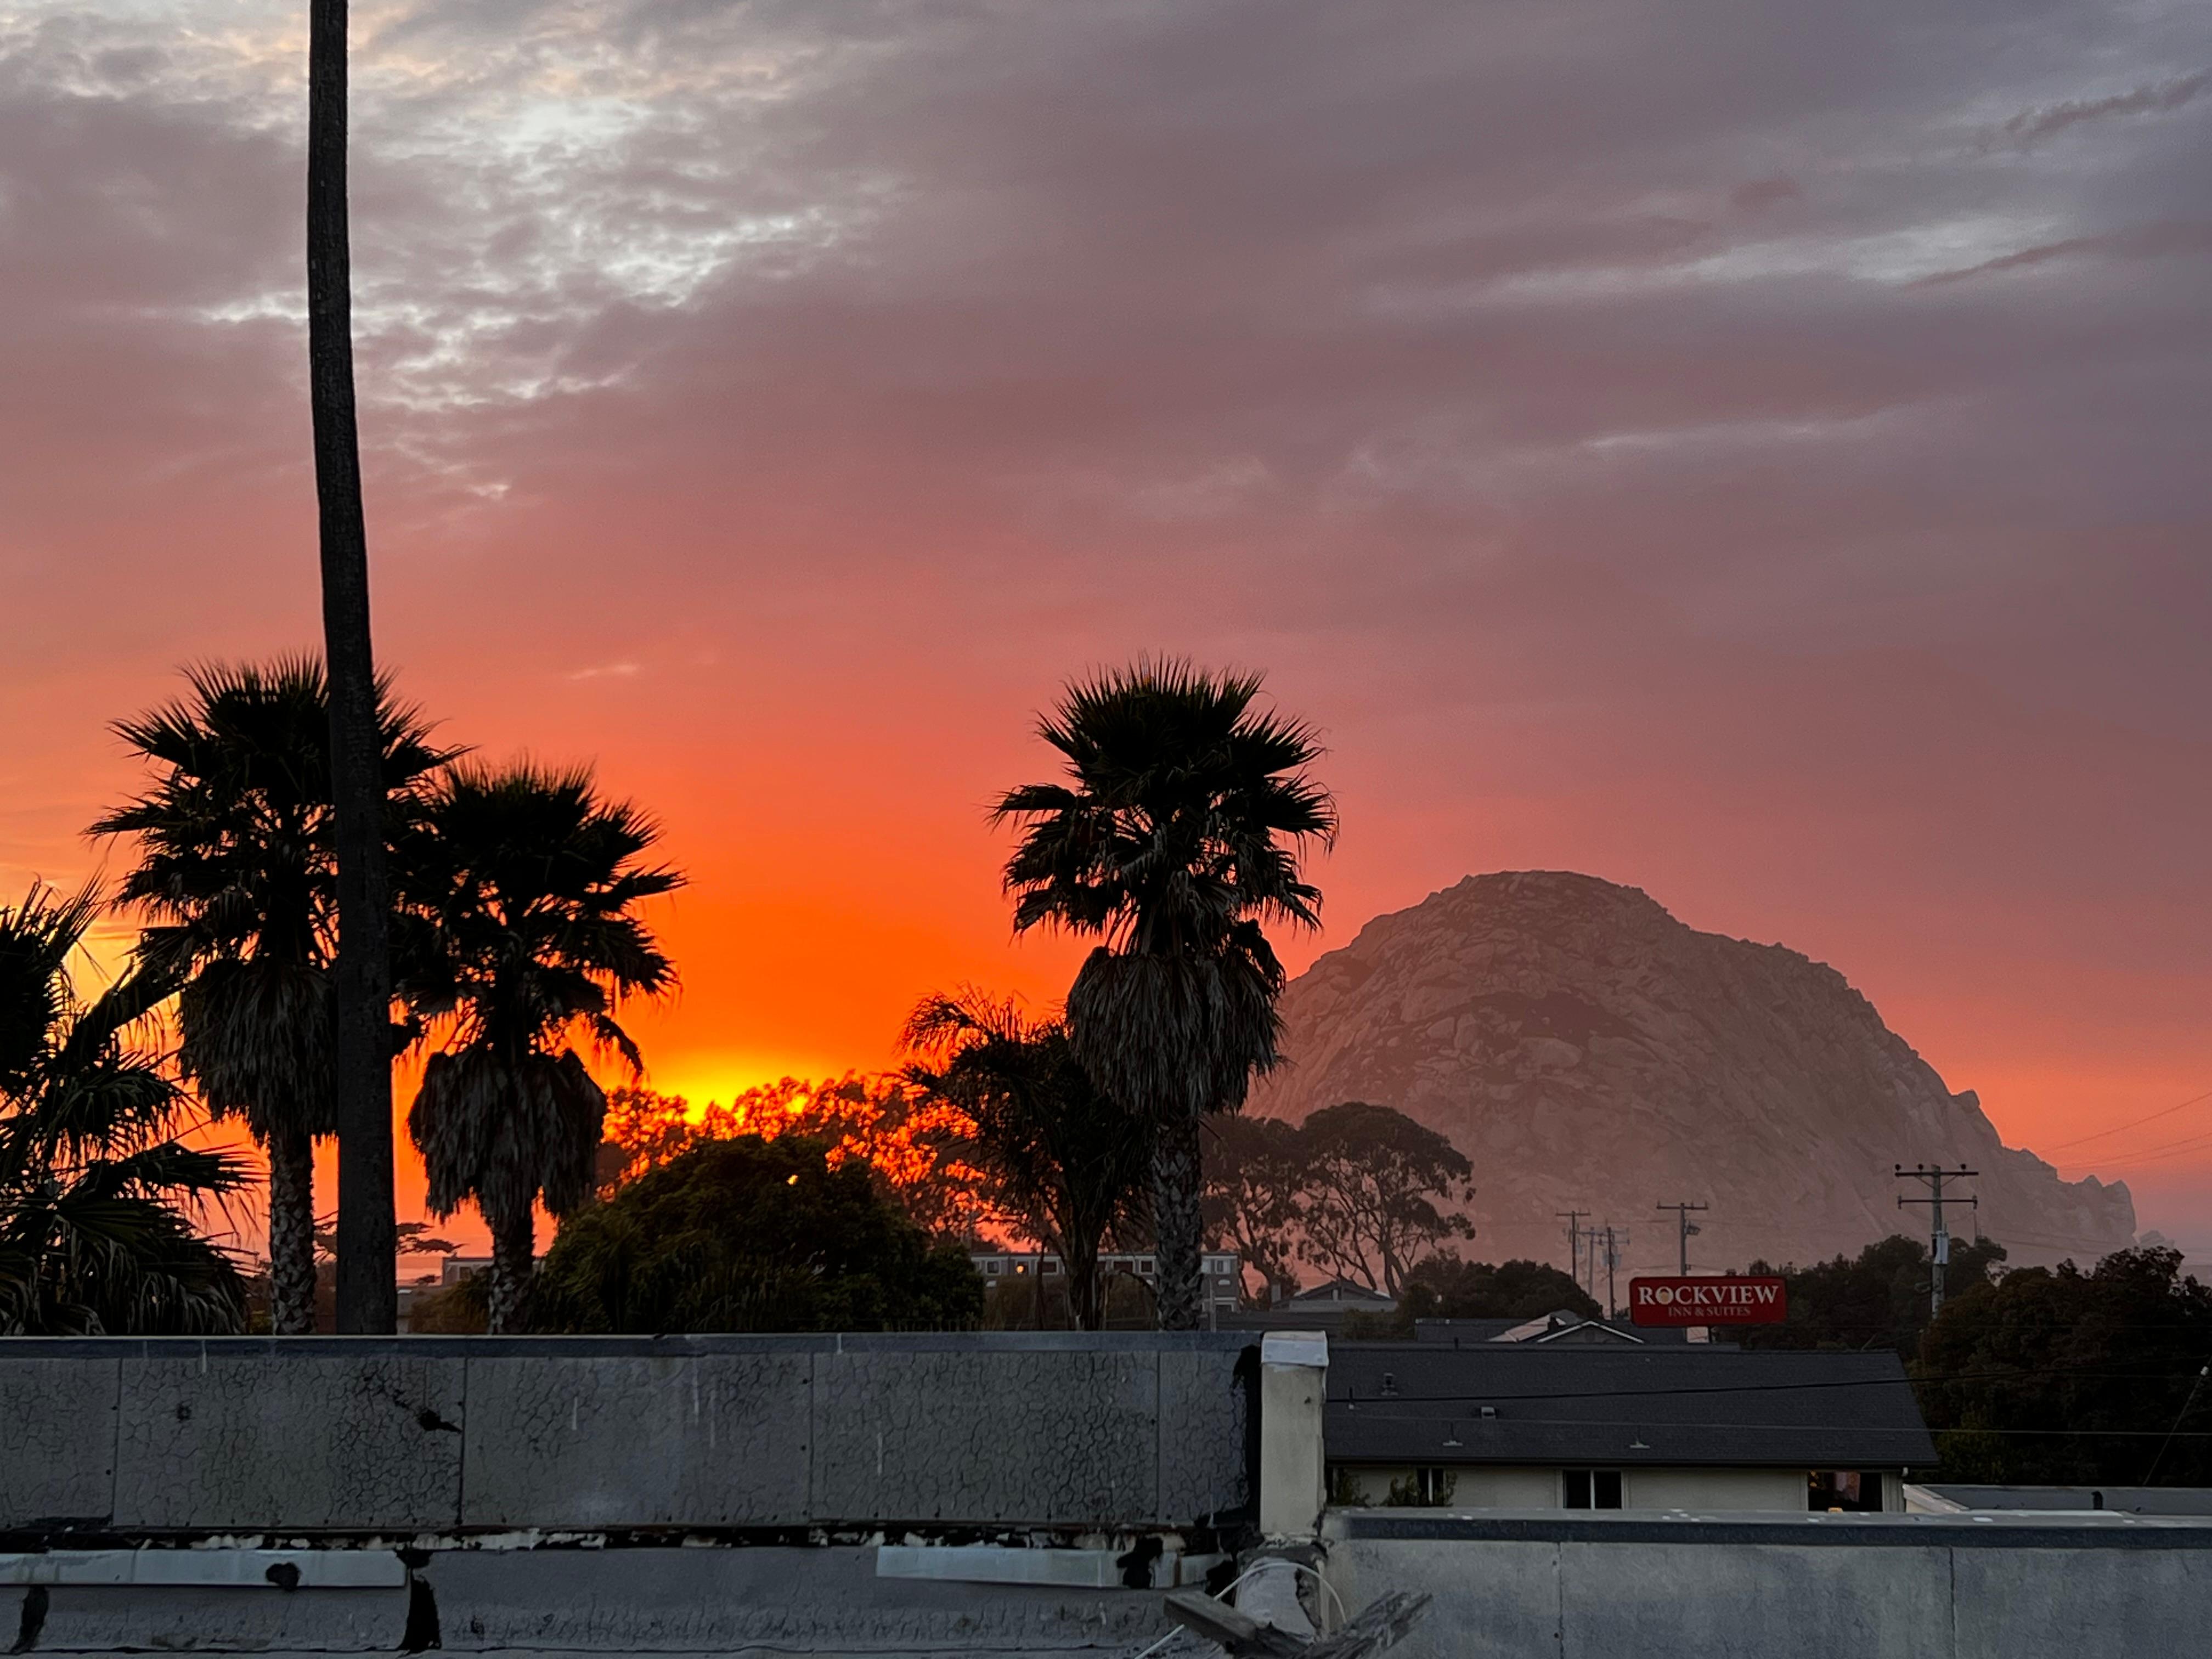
[1380,1372,1398,1397]
[1480,1405,1497,1419]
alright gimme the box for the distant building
[967,1250,1243,1318]
[1415,1311,1725,1347]
[1327,1344,1932,1513]
[1220,1276,1397,1331]
[1287,1277,1397,1311]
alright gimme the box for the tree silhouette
[1201,1112,1308,1305]
[995,661,1334,1328]
[902,990,1150,1330]
[0,884,248,1335]
[306,0,397,1331]
[1296,1100,1476,1297]
[95,659,449,1333]
[402,763,679,1333]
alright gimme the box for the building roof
[1288,1277,1397,1308]
[1414,1314,1724,1347]
[1918,1485,2212,1517]
[1328,1344,1935,1470]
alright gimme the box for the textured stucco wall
[0,1334,1252,1535]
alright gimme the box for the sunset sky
[3,0,2208,1256]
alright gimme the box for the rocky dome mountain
[1249,872,2135,1275]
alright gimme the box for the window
[1138,1259,1155,1275]
[1809,1471,1886,1513]
[1040,1260,1059,1276]
[1562,1470,1623,1509]
[985,1260,1002,1276]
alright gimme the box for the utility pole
[1897,1165,1978,1321]
[1556,1210,1588,1283]
[1599,1226,1626,1319]
[1656,1202,1709,1276]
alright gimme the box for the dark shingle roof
[1328,1344,1935,1469]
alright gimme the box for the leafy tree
[306,0,400,1332]
[0,884,249,1334]
[601,1070,991,1238]
[94,659,449,1333]
[403,763,680,1333]
[902,991,1151,1329]
[533,1135,984,1333]
[1916,1246,2212,1485]
[600,1074,990,1238]
[1401,1255,1602,1322]
[995,661,1335,1328]
[1201,1112,1309,1305]
[1725,1233,2008,1355]
[1296,1101,1475,1297]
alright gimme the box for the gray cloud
[1999,68,2210,146]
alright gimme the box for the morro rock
[1249,872,2135,1274]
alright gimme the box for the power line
[2044,1086,2212,1154]
[2072,1122,2212,1169]
[2143,1363,2212,1483]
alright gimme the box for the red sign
[1628,1276,1787,1326]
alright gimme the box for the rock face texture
[1250,872,2135,1273]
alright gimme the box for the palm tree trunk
[486,1207,535,1335]
[308,0,397,1334]
[266,1128,318,1335]
[1152,1111,1205,1330]
[1066,1234,1105,1331]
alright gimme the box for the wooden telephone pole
[1897,1165,1977,1319]
[1655,1201,1709,1276]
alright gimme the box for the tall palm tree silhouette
[307,0,397,1329]
[403,763,680,1333]
[97,660,451,1333]
[994,662,1335,1328]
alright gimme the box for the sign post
[1627,1276,1787,1327]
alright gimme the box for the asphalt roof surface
[1328,1344,1936,1468]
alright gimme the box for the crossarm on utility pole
[1896,1165,1977,1319]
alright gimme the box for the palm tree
[306,0,397,1333]
[902,991,1150,1330]
[93,659,450,1334]
[0,884,250,1335]
[402,763,681,1333]
[994,662,1335,1328]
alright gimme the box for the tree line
[1724,1235,2212,1486]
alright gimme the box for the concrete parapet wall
[0,1334,1252,1536]
[1324,1509,2212,1659]
[1,1547,1172,1655]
